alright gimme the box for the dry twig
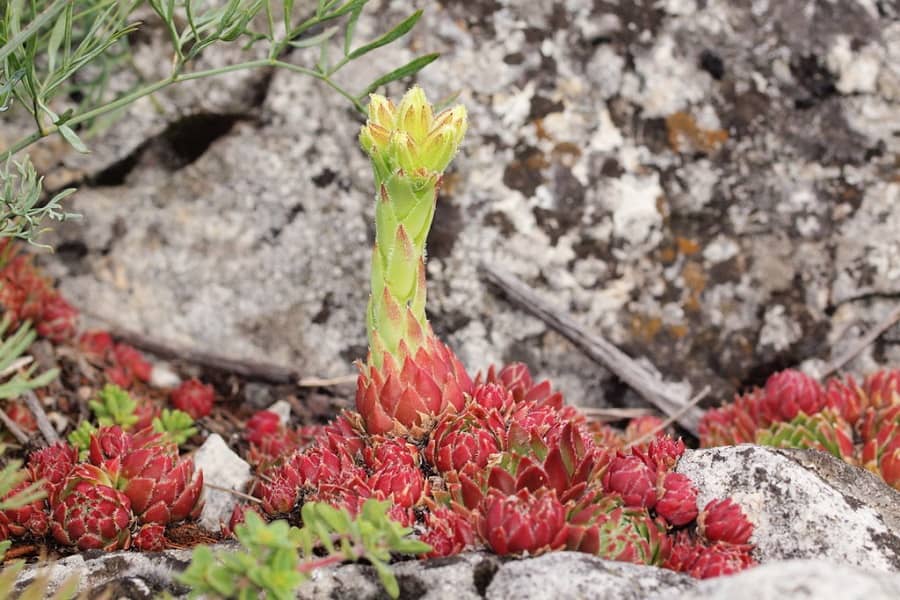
[480,262,703,434]
[624,385,711,449]
[204,482,262,504]
[575,407,655,421]
[297,374,357,387]
[0,408,29,445]
[822,305,900,376]
[22,390,60,445]
[83,316,299,384]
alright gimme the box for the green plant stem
[0,0,74,63]
[0,57,365,160]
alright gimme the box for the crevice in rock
[88,113,247,187]
[472,555,500,597]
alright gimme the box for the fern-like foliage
[180,499,431,599]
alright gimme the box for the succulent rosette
[654,472,699,527]
[0,476,49,537]
[96,428,205,525]
[420,507,475,558]
[426,403,505,474]
[763,369,826,421]
[28,441,77,503]
[133,522,167,551]
[477,489,568,556]
[862,369,900,412]
[697,498,754,546]
[754,409,855,462]
[603,454,657,510]
[665,531,756,578]
[860,404,900,488]
[170,378,215,419]
[50,463,132,551]
[356,87,473,438]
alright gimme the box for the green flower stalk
[356,87,473,437]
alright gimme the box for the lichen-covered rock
[17,1,900,408]
[298,552,494,600]
[673,559,900,600]
[485,552,694,600]
[677,446,900,572]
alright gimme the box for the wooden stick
[22,390,60,445]
[0,408,29,445]
[822,305,900,376]
[479,262,703,434]
[575,407,654,421]
[85,317,299,384]
[204,482,262,504]
[624,386,711,449]
[297,374,357,387]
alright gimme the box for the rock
[14,549,194,598]
[673,559,900,600]
[298,553,495,600]
[23,0,897,411]
[677,446,900,572]
[485,552,694,600]
[267,399,292,425]
[149,362,182,389]
[191,433,253,532]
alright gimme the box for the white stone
[149,363,181,389]
[677,446,900,572]
[266,399,292,425]
[675,559,900,600]
[192,433,253,533]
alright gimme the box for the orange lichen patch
[681,261,707,312]
[442,171,462,196]
[630,314,663,343]
[666,111,728,154]
[551,142,582,167]
[676,236,700,256]
[658,244,678,264]
[668,324,689,339]
[534,118,552,140]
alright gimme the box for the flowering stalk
[359,87,467,365]
[356,87,472,436]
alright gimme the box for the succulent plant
[170,378,216,419]
[574,503,670,566]
[152,408,199,445]
[133,522,167,551]
[655,472,699,527]
[35,294,78,342]
[755,410,855,462]
[860,405,900,488]
[603,454,657,510]
[355,86,472,438]
[50,463,132,550]
[28,442,77,502]
[419,507,475,558]
[696,498,753,546]
[89,384,139,429]
[368,463,427,509]
[862,369,900,412]
[425,403,504,474]
[763,369,826,422]
[477,488,568,556]
[116,431,203,525]
[665,531,755,578]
